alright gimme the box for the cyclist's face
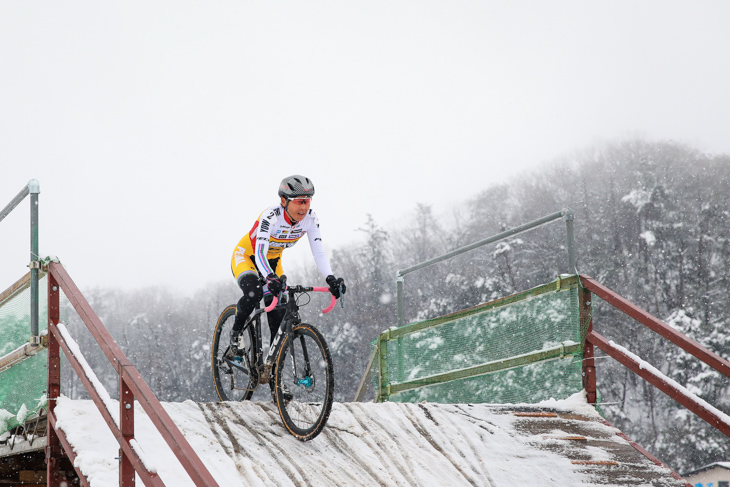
[282,196,311,221]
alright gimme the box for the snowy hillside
[54,393,688,486]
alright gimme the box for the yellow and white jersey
[231,204,333,280]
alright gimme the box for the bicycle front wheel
[273,323,334,441]
[212,305,257,401]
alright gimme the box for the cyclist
[229,174,346,367]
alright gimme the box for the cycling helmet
[278,175,315,199]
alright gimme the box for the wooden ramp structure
[0,397,688,487]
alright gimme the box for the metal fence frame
[374,275,584,403]
[0,271,48,375]
[0,179,41,339]
[355,208,576,401]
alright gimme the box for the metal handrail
[395,208,575,327]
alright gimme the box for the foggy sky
[2,1,729,294]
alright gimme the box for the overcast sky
[2,1,729,295]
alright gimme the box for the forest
[57,137,730,473]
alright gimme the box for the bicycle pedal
[225,344,243,359]
[218,359,233,374]
[271,387,294,404]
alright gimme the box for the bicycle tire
[273,323,334,441]
[212,305,257,401]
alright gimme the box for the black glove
[326,275,346,298]
[266,273,283,296]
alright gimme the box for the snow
[621,189,653,210]
[56,323,119,425]
[640,230,656,247]
[51,392,677,487]
[129,439,157,475]
[15,403,28,424]
[535,392,604,418]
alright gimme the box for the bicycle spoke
[275,323,334,441]
[212,305,258,401]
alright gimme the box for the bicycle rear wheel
[212,305,257,401]
[273,323,334,441]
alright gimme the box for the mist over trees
[59,137,730,473]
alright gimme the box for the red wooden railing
[46,262,219,487]
[579,274,730,438]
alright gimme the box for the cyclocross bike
[211,276,341,441]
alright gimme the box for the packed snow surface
[54,393,679,486]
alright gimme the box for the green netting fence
[372,274,591,404]
[0,274,48,435]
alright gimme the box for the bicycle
[211,276,341,441]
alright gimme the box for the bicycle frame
[237,281,336,386]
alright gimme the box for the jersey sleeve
[306,211,334,278]
[253,207,278,276]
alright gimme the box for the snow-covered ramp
[55,395,688,486]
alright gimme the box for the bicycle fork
[293,334,314,389]
[263,326,314,392]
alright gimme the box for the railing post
[1,180,41,338]
[120,374,136,486]
[563,208,576,273]
[377,333,390,402]
[353,345,379,402]
[29,180,40,337]
[396,274,404,327]
[580,286,596,404]
[46,271,62,487]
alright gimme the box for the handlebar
[265,286,338,314]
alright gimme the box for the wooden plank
[513,412,558,418]
[572,460,619,466]
[588,330,730,438]
[0,273,31,308]
[580,274,730,379]
[0,270,47,309]
[49,324,165,487]
[598,416,692,487]
[49,262,219,487]
[48,410,91,487]
[580,286,597,404]
[0,436,47,457]
[0,341,46,374]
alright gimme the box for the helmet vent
[278,175,315,199]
